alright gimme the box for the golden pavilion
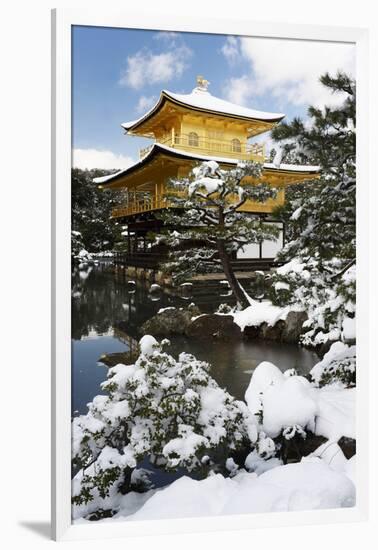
[95,76,319,271]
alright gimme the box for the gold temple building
[95,76,319,271]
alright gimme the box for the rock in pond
[243,310,308,344]
[281,311,308,343]
[260,320,286,341]
[140,304,201,337]
[186,314,242,341]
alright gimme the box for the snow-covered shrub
[72,336,257,512]
[310,342,356,388]
[268,258,311,307]
[268,259,355,347]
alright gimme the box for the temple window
[188,132,199,147]
[231,138,241,152]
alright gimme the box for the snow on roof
[94,171,124,184]
[167,88,285,121]
[263,161,321,172]
[94,143,320,186]
[122,87,285,130]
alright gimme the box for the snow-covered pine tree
[72,168,124,254]
[72,336,257,514]
[155,160,279,309]
[268,72,356,346]
[271,71,356,262]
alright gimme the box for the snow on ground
[314,386,355,441]
[74,457,354,523]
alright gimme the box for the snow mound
[245,362,317,437]
[262,376,317,438]
[245,358,355,442]
[125,459,354,521]
[245,361,283,417]
[314,386,355,441]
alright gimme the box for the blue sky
[72,26,355,170]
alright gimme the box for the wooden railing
[139,134,265,161]
[111,195,168,218]
[111,191,189,218]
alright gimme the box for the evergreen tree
[72,168,123,254]
[268,72,356,346]
[156,160,279,309]
[271,71,355,263]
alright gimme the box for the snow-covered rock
[141,304,201,337]
[262,376,317,438]
[245,361,283,417]
[245,358,355,442]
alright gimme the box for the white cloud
[136,95,157,113]
[223,37,355,109]
[73,149,135,170]
[226,75,254,106]
[119,45,192,90]
[153,31,179,42]
[221,36,240,64]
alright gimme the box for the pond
[72,262,319,487]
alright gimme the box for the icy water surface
[72,262,319,487]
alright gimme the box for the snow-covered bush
[310,342,356,388]
[268,259,355,347]
[72,336,257,512]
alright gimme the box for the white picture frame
[51,8,369,541]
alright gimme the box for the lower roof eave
[95,143,320,189]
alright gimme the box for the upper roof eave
[121,90,285,134]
